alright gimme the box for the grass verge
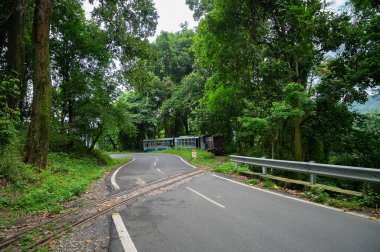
[0,151,131,228]
[154,148,226,170]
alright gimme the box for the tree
[0,77,19,151]
[153,29,195,83]
[6,0,26,111]
[186,0,214,20]
[91,0,157,65]
[50,0,111,151]
[160,72,205,136]
[24,0,52,168]
[116,92,158,150]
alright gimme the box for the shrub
[246,179,260,185]
[358,191,380,208]
[262,178,275,188]
[1,151,130,221]
[302,187,329,203]
[213,162,235,174]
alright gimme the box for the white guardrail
[230,155,380,185]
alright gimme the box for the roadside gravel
[51,171,113,252]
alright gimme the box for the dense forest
[0,0,379,175]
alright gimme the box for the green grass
[155,148,223,169]
[262,178,276,188]
[0,151,130,227]
[246,178,260,185]
[213,162,250,174]
[300,187,362,209]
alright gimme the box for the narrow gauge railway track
[0,169,204,251]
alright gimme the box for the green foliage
[213,162,234,174]
[262,178,275,188]
[0,76,20,149]
[236,117,268,155]
[153,29,195,83]
[270,83,315,121]
[301,187,380,209]
[0,152,130,221]
[116,91,158,150]
[204,85,240,146]
[358,191,380,208]
[302,187,330,203]
[246,178,260,185]
[212,162,250,174]
[91,0,157,59]
[186,0,214,20]
[0,145,35,187]
[329,113,380,168]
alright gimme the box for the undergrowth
[213,162,250,174]
[0,149,130,227]
[301,187,380,209]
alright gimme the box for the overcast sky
[153,0,197,35]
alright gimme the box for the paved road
[109,153,195,191]
[109,153,380,252]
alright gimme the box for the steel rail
[0,163,185,249]
[28,169,204,250]
[0,170,204,251]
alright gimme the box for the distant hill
[351,94,380,114]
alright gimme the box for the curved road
[109,153,380,252]
[109,153,195,191]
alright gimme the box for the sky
[153,0,197,35]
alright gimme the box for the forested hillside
[0,0,379,175]
[351,94,380,114]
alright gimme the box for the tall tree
[24,0,52,168]
[6,0,26,110]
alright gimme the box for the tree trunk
[293,117,303,179]
[108,135,117,151]
[293,118,303,161]
[67,99,75,149]
[183,116,189,135]
[7,0,26,110]
[0,25,6,54]
[89,124,103,152]
[271,131,278,159]
[24,0,53,169]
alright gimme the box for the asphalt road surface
[109,153,195,191]
[109,153,380,252]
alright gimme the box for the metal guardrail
[230,155,380,185]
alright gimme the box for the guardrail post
[262,166,267,175]
[261,156,267,175]
[234,162,238,173]
[310,174,316,185]
[309,161,316,185]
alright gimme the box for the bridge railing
[230,155,380,185]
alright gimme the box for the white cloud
[152,0,198,37]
